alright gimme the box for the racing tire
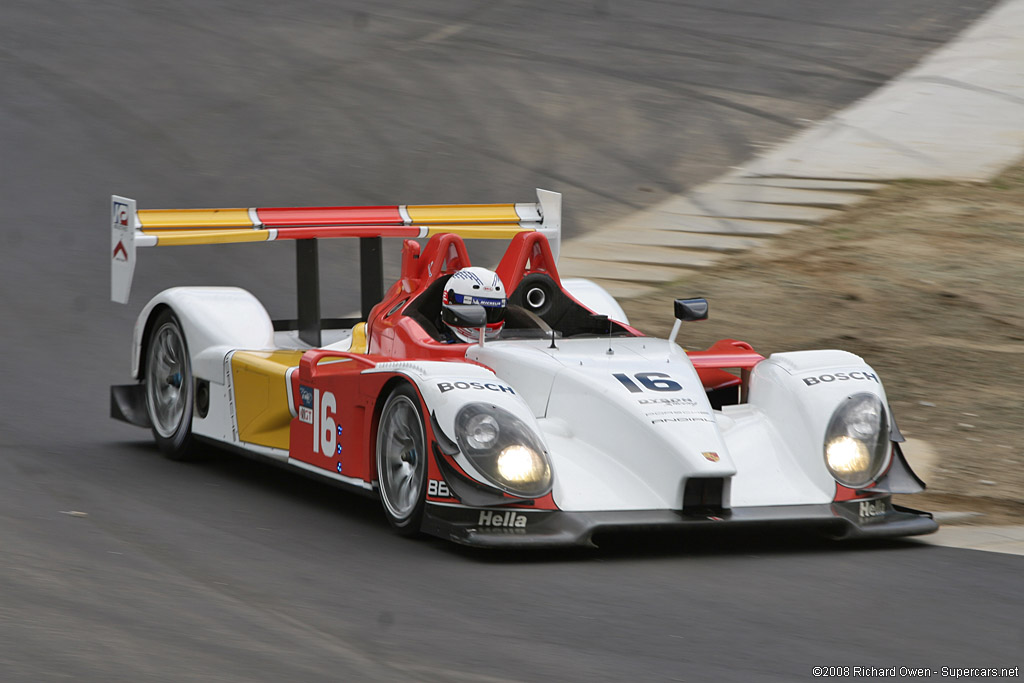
[144,309,198,461]
[375,384,429,535]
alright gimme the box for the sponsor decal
[651,416,713,425]
[803,371,878,387]
[478,510,528,528]
[640,396,707,419]
[298,384,315,424]
[638,397,698,406]
[702,451,720,462]
[859,499,886,520]
[428,480,452,498]
[437,381,515,395]
[112,240,128,262]
[449,291,506,307]
[113,200,130,226]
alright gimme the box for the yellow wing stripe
[150,229,272,246]
[406,204,520,224]
[139,208,254,229]
[425,225,536,239]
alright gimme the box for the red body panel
[366,233,476,359]
[288,351,387,483]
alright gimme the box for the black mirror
[442,304,487,328]
[674,298,708,322]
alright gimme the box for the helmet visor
[449,293,506,323]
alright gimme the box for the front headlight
[823,393,889,488]
[455,403,552,497]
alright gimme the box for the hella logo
[478,510,527,528]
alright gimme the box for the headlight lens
[464,413,499,450]
[455,404,552,497]
[823,393,889,488]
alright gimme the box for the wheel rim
[377,394,426,521]
[146,322,189,438]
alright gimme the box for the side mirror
[674,298,709,322]
[442,304,488,345]
[669,298,708,345]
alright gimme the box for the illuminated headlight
[455,404,552,497]
[497,445,548,484]
[823,393,890,488]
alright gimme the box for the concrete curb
[560,0,1024,299]
[911,525,1024,557]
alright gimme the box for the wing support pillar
[360,236,383,319]
[296,236,384,347]
[297,239,322,347]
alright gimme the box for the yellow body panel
[149,229,270,246]
[349,322,368,354]
[406,204,520,224]
[231,350,304,450]
[139,208,254,229]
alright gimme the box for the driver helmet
[442,266,507,342]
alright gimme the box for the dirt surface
[621,161,1024,525]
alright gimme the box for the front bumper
[422,495,938,548]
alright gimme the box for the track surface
[1,2,1018,680]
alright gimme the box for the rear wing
[111,190,561,345]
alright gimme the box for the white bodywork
[131,285,891,515]
[560,278,629,324]
[129,287,275,381]
[443,338,890,512]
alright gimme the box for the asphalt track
[1,1,1019,680]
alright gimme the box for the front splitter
[422,496,938,548]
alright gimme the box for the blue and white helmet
[442,266,507,342]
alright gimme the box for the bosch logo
[803,371,878,387]
[437,381,515,395]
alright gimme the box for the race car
[109,190,937,547]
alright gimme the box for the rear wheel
[376,384,428,534]
[144,309,197,460]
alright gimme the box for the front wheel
[144,309,198,460]
[376,384,428,534]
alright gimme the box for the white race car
[109,191,937,547]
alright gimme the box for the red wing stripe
[256,206,404,227]
[272,225,420,240]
